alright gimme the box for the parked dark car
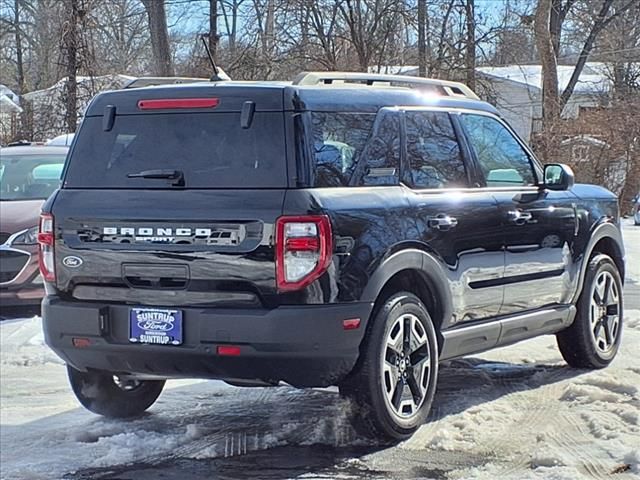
[1,145,68,308]
[41,72,625,440]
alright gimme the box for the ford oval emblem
[62,256,83,268]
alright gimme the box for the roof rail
[123,76,211,89]
[292,71,479,100]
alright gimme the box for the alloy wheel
[381,313,431,419]
[589,271,620,354]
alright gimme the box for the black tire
[339,292,439,441]
[557,254,623,369]
[67,365,165,418]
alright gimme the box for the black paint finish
[41,81,625,386]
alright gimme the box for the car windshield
[0,153,66,201]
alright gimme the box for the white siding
[476,77,540,142]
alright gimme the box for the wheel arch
[361,249,453,340]
[572,221,625,303]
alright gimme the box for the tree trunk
[63,0,79,133]
[465,0,476,90]
[265,0,275,55]
[14,0,25,95]
[535,0,560,125]
[417,0,426,77]
[141,0,174,76]
[209,0,218,60]
[549,0,562,56]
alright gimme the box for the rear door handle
[428,214,458,230]
[509,210,533,225]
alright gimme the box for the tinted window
[64,112,286,188]
[405,111,466,189]
[0,153,67,200]
[360,111,400,186]
[462,114,535,187]
[309,111,400,187]
[310,112,375,187]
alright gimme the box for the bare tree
[417,0,426,77]
[12,0,24,94]
[338,0,401,71]
[209,0,218,59]
[559,0,636,110]
[535,0,560,124]
[61,0,79,132]
[90,0,150,75]
[465,0,475,89]
[141,0,174,76]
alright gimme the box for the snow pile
[401,308,640,480]
[0,316,62,367]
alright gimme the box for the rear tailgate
[51,85,288,307]
[51,189,283,307]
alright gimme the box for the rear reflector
[217,345,241,356]
[137,98,219,110]
[342,318,361,330]
[72,337,91,348]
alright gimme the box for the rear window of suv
[64,112,287,188]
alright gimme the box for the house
[370,63,619,142]
[0,84,23,144]
[22,74,134,141]
[475,63,615,142]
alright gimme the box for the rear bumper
[42,296,373,388]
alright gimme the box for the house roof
[476,63,618,94]
[561,134,609,147]
[23,74,136,100]
[0,94,22,113]
[370,63,632,95]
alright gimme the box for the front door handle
[509,210,533,225]
[428,214,458,230]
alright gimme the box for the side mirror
[543,164,574,191]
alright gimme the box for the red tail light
[38,213,55,282]
[137,98,219,110]
[275,215,332,292]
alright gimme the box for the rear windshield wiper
[127,169,184,187]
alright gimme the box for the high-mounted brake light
[137,98,219,110]
[38,213,55,282]
[276,215,332,292]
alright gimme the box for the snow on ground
[1,221,639,480]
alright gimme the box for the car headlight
[10,226,39,245]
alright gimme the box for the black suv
[41,72,625,440]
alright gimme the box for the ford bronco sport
[41,72,625,440]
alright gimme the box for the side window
[359,111,400,186]
[310,112,375,187]
[404,111,467,189]
[461,114,536,187]
[308,110,399,187]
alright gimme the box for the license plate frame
[129,307,183,346]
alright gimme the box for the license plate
[129,308,183,345]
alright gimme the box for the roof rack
[292,71,479,100]
[123,76,211,89]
